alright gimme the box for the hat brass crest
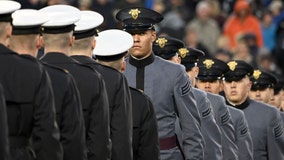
[129,9,141,20]
[227,61,238,71]
[155,38,168,48]
[203,59,215,69]
[178,48,188,58]
[253,70,262,80]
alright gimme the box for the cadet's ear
[6,25,12,38]
[91,38,96,50]
[70,36,75,46]
[36,35,42,49]
[121,60,126,73]
[151,30,156,43]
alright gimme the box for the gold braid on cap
[178,48,188,58]
[203,59,215,69]
[155,37,168,48]
[253,70,262,80]
[227,61,238,71]
[129,9,141,20]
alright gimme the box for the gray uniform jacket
[206,92,238,160]
[124,54,204,160]
[280,112,284,124]
[234,98,284,160]
[228,107,253,160]
[176,88,222,160]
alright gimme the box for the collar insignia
[129,9,140,20]
[178,48,188,58]
[155,37,168,48]
[253,70,262,80]
[227,61,238,71]
[203,59,215,69]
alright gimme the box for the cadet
[196,57,253,160]
[11,9,87,160]
[70,11,132,160]
[180,48,239,160]
[0,84,9,160]
[269,76,284,123]
[222,60,284,160]
[39,5,110,160]
[249,70,277,104]
[153,36,222,160]
[93,29,160,160]
[116,7,204,159]
[0,1,62,160]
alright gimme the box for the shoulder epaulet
[129,87,144,93]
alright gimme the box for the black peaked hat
[274,75,284,95]
[223,60,254,82]
[153,36,184,60]
[180,47,205,70]
[116,7,163,32]
[197,58,229,81]
[250,70,277,91]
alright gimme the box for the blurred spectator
[187,1,221,55]
[217,34,231,51]
[242,33,259,57]
[272,35,284,74]
[215,49,233,62]
[232,41,257,68]
[220,0,235,15]
[207,0,227,29]
[90,0,116,30]
[223,0,263,49]
[183,27,210,57]
[16,0,45,9]
[269,0,284,26]
[261,9,277,51]
[257,48,280,73]
[115,0,144,9]
[159,0,192,39]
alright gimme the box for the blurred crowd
[16,0,284,75]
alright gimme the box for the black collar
[71,55,96,64]
[234,98,251,110]
[40,52,78,64]
[0,43,17,55]
[129,53,155,68]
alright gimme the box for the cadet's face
[269,92,283,108]
[223,77,251,105]
[186,67,199,86]
[169,54,181,64]
[196,79,221,94]
[129,30,156,59]
[281,91,284,111]
[249,88,273,104]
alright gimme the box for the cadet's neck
[44,47,71,56]
[70,49,92,58]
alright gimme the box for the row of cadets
[0,1,63,160]
[152,36,222,160]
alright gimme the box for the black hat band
[12,25,41,35]
[95,51,127,62]
[74,28,98,40]
[41,24,75,34]
[0,13,12,22]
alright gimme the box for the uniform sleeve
[32,69,63,160]
[218,101,238,160]
[0,85,9,160]
[267,109,284,159]
[173,69,204,159]
[111,75,133,160]
[61,75,87,160]
[136,95,160,160]
[87,75,111,160]
[235,111,253,160]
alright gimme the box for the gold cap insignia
[155,37,168,48]
[178,48,188,58]
[227,61,238,71]
[203,59,215,69]
[253,70,262,80]
[129,9,141,20]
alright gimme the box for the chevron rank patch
[201,107,211,118]
[221,110,230,124]
[181,80,191,96]
[274,122,283,139]
[240,126,248,136]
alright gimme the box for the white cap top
[39,5,81,27]
[12,9,49,27]
[93,29,133,57]
[75,10,104,32]
[0,0,21,14]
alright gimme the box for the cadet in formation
[0,84,9,160]
[93,29,160,160]
[196,57,253,160]
[10,8,87,160]
[0,1,62,160]
[152,36,222,160]
[222,60,284,160]
[39,5,110,160]
[116,7,204,160]
[70,11,132,160]
[269,76,284,123]
[180,48,239,160]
